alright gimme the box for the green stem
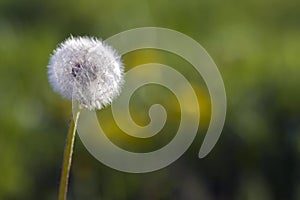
[58,111,80,200]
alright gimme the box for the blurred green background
[0,0,300,199]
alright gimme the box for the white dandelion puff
[47,36,124,110]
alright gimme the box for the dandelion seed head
[48,36,124,110]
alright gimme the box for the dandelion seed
[48,36,124,110]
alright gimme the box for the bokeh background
[0,0,300,199]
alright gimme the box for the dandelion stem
[58,110,80,200]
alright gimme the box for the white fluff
[48,36,124,110]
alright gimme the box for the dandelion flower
[48,36,124,110]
